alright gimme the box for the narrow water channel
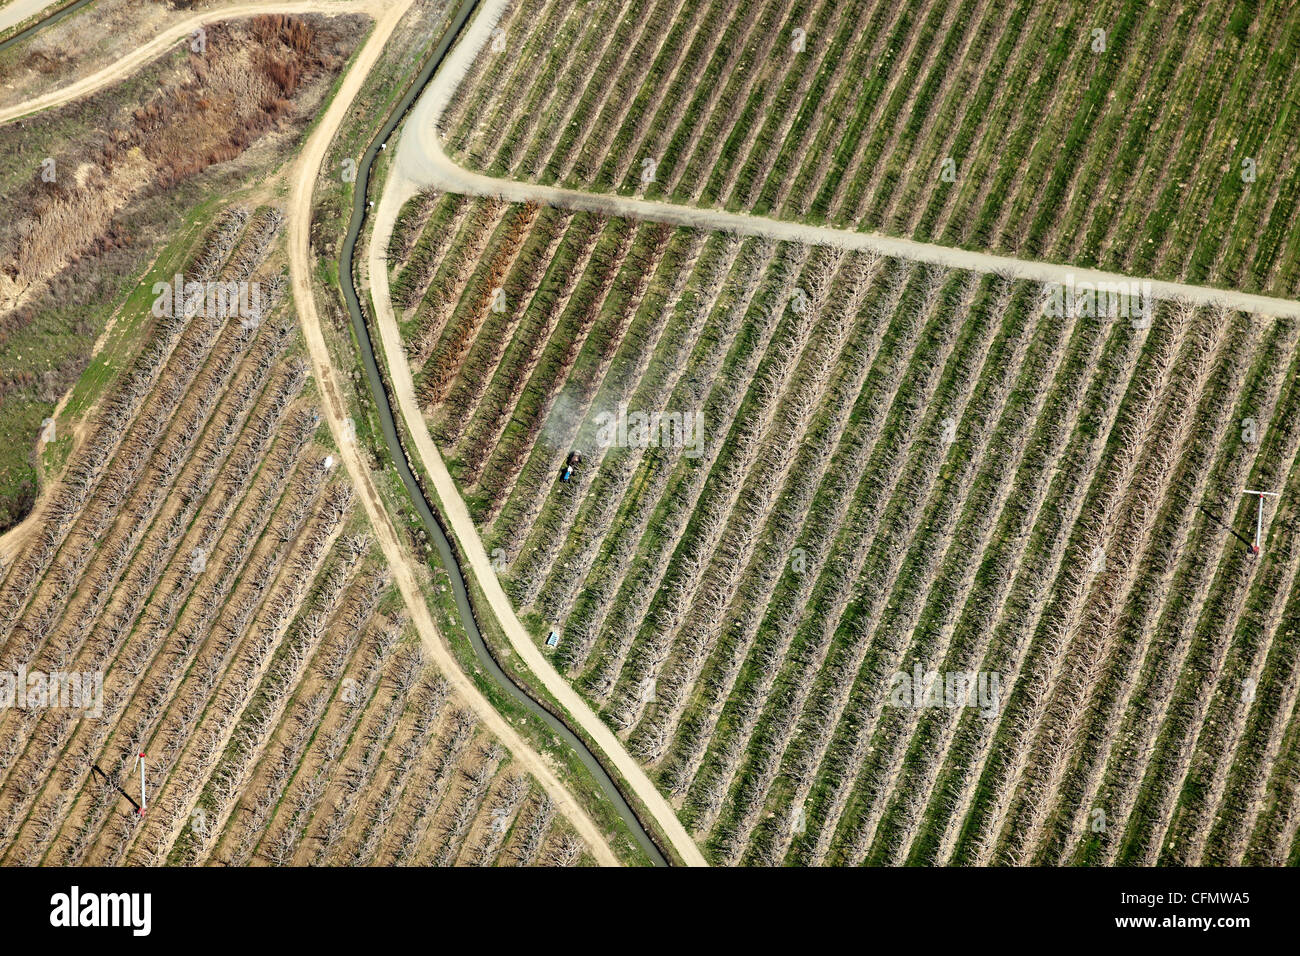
[336,0,669,866]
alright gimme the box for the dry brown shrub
[0,15,354,310]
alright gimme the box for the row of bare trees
[954,307,1193,868]
[0,307,225,641]
[609,249,853,736]
[1092,322,1300,869]
[630,254,882,766]
[1082,329,1300,868]
[0,323,302,857]
[455,213,607,487]
[347,673,451,866]
[704,272,975,865]
[503,0,643,184]
[10,310,291,687]
[660,264,915,804]
[432,743,505,865]
[908,306,1156,867]
[676,266,944,835]
[467,774,529,865]
[749,277,1017,867]
[505,228,717,612]
[309,639,431,865]
[64,448,332,865]
[437,208,575,448]
[821,282,1087,866]
[580,245,819,706]
[420,203,540,407]
[1000,307,1224,865]
[602,0,748,194]
[508,793,556,866]
[393,195,471,319]
[215,569,383,865]
[29,397,319,866]
[490,221,675,570]
[384,707,475,865]
[795,283,1075,867]
[0,211,288,856]
[406,199,507,361]
[261,621,403,866]
[552,237,790,677]
[387,190,442,272]
[118,483,356,865]
[180,544,378,865]
[438,0,532,152]
[0,205,265,642]
[474,221,635,526]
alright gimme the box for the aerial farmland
[0,0,1297,910]
[393,0,1300,867]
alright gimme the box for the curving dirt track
[0,0,622,866]
[281,0,621,866]
[0,0,382,123]
[5,0,1296,318]
[391,0,1300,322]
[12,0,1297,871]
[366,38,710,864]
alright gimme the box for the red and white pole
[1257,495,1265,552]
[1242,490,1280,555]
[136,751,147,815]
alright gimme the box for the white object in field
[1241,489,1281,553]
[324,455,335,470]
[134,751,147,814]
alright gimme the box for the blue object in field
[560,450,581,482]
[546,631,560,647]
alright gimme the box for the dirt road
[0,0,381,124]
[394,0,1300,321]
[12,0,1295,321]
[411,143,1300,318]
[281,0,620,864]
[0,0,622,865]
[369,0,708,867]
[373,0,1293,869]
[366,173,709,867]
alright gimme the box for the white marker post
[1241,489,1280,554]
[134,751,147,815]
